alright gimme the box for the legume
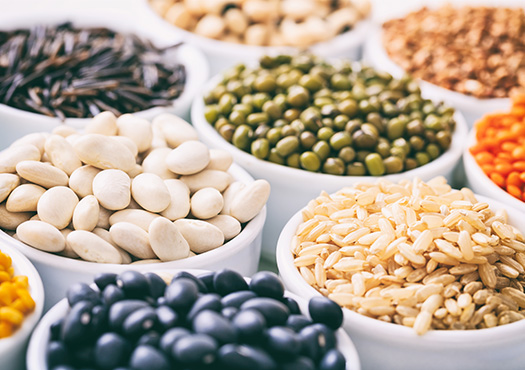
[382,5,525,99]
[0,249,36,338]
[149,0,370,48]
[204,54,456,176]
[470,94,525,201]
[47,269,347,370]
[292,177,525,334]
[0,23,186,119]
[0,112,269,264]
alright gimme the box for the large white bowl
[464,127,525,214]
[0,4,209,150]
[27,269,360,370]
[0,163,265,312]
[137,0,371,75]
[0,240,44,370]
[191,75,468,262]
[276,193,525,370]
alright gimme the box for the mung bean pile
[0,23,186,119]
[292,177,525,334]
[204,54,456,176]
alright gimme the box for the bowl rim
[0,163,266,273]
[191,69,468,184]
[0,7,209,125]
[276,192,525,343]
[463,126,525,213]
[26,269,361,370]
[0,241,44,353]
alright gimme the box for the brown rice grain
[457,293,473,308]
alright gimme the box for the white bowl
[0,163,266,312]
[0,241,44,370]
[0,5,209,150]
[27,269,360,370]
[137,0,371,76]
[464,127,525,214]
[191,74,468,262]
[276,193,525,370]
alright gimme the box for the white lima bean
[16,160,69,188]
[190,187,223,219]
[97,206,113,229]
[74,134,136,172]
[180,169,232,193]
[161,179,191,221]
[206,215,241,240]
[67,230,122,264]
[152,113,199,148]
[69,165,101,198]
[131,173,171,213]
[174,219,224,253]
[166,140,210,175]
[52,125,78,138]
[109,222,156,259]
[6,184,45,212]
[10,133,47,155]
[16,220,65,252]
[229,179,270,223]
[44,135,82,175]
[149,217,190,261]
[109,209,160,231]
[92,227,132,264]
[92,169,131,211]
[142,148,177,180]
[0,204,32,230]
[37,186,79,229]
[0,144,41,173]
[116,114,153,153]
[85,111,118,136]
[72,195,100,231]
[206,149,233,171]
[113,136,139,158]
[221,181,246,215]
[0,173,20,203]
[59,228,79,259]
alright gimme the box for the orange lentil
[507,185,523,200]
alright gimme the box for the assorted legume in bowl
[192,53,467,260]
[0,111,268,310]
[276,177,525,370]
[27,268,360,370]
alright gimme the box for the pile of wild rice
[0,23,186,119]
[292,177,525,334]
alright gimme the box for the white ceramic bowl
[137,0,371,75]
[464,127,525,214]
[0,163,266,312]
[0,240,44,370]
[191,74,468,262]
[27,269,360,370]
[276,194,525,370]
[0,5,209,150]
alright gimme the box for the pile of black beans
[46,269,348,370]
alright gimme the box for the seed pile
[205,54,456,176]
[0,249,36,338]
[382,5,525,99]
[292,177,525,334]
[47,269,347,370]
[0,23,186,119]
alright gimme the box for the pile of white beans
[150,0,371,47]
[0,112,270,264]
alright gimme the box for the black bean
[122,306,157,336]
[160,327,190,354]
[192,310,237,344]
[265,326,301,359]
[130,345,170,370]
[94,332,130,369]
[213,269,249,296]
[283,297,301,315]
[171,271,208,294]
[172,334,218,365]
[90,305,108,336]
[221,291,257,309]
[232,309,266,343]
[144,272,167,299]
[116,271,150,299]
[94,273,117,291]
[164,278,199,312]
[187,293,222,321]
[137,331,161,347]
[218,344,278,370]
[221,306,239,320]
[50,318,63,341]
[308,297,343,330]
[197,271,216,293]
[102,285,125,306]
[299,323,336,361]
[319,349,346,370]
[50,366,75,370]
[47,341,70,367]
[60,301,94,344]
[69,345,95,368]
[108,300,149,331]
[282,356,316,370]
[286,315,313,332]
[155,305,178,329]
[249,271,284,299]
[240,298,290,327]
[66,283,99,307]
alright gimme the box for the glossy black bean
[70,345,95,368]
[108,300,149,331]
[198,271,216,293]
[320,349,346,370]
[130,345,170,370]
[172,334,218,365]
[171,271,208,294]
[94,332,130,369]
[67,283,99,307]
[165,278,199,312]
[265,326,301,359]
[283,297,301,315]
[221,291,257,309]
[187,294,222,321]
[122,306,157,336]
[193,310,237,344]
[310,323,336,351]
[232,309,266,343]
[157,296,167,306]
[90,305,108,336]
[160,327,191,354]
[218,344,277,370]
[47,341,70,367]
[94,273,117,291]
[213,269,249,296]
[240,298,290,327]
[117,271,150,299]
[286,315,312,332]
[144,272,167,299]
[138,331,161,347]
[50,366,75,370]
[249,271,284,299]
[156,305,178,329]
[50,318,63,341]
[282,356,316,370]
[102,284,125,306]
[61,301,94,344]
[299,323,335,361]
[308,297,343,330]
[221,306,239,320]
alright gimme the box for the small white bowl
[463,127,525,214]
[276,194,525,370]
[137,0,371,75]
[0,241,44,370]
[0,5,209,150]
[0,163,266,312]
[27,269,360,370]
[191,74,468,262]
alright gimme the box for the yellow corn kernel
[0,307,24,326]
[0,321,12,338]
[0,283,14,306]
[13,275,28,289]
[0,271,11,283]
[0,252,12,269]
[7,267,14,277]
[16,289,35,311]
[10,299,26,314]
